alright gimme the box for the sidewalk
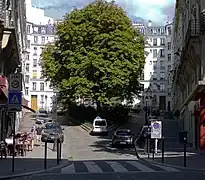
[0,113,69,177]
[140,149,205,170]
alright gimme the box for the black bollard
[57,140,60,164]
[59,142,62,161]
[147,138,150,158]
[184,137,187,167]
[152,139,155,160]
[44,141,47,169]
[161,137,164,163]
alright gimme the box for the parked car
[135,125,151,148]
[112,129,134,148]
[41,122,64,143]
[91,116,108,136]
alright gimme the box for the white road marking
[154,164,180,172]
[83,161,103,173]
[105,161,128,172]
[61,163,75,174]
[126,161,155,172]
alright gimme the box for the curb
[140,156,205,172]
[0,159,71,180]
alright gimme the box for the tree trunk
[96,101,101,116]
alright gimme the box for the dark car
[112,129,133,148]
[135,125,151,148]
[41,122,64,143]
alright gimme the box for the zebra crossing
[61,160,180,174]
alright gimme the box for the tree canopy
[41,0,145,107]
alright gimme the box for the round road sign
[11,80,19,88]
[153,122,160,129]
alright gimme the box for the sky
[32,0,175,24]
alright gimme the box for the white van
[91,116,108,135]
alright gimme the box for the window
[41,36,45,43]
[160,72,165,79]
[153,49,157,58]
[26,40,30,49]
[160,60,165,70]
[160,83,165,92]
[33,47,37,55]
[32,70,37,79]
[153,72,157,80]
[25,87,29,95]
[41,27,46,34]
[26,63,29,72]
[27,25,31,33]
[160,49,165,57]
[168,65,171,72]
[168,26,172,35]
[149,61,152,65]
[167,42,171,50]
[160,38,165,45]
[27,54,30,61]
[32,82,37,90]
[153,38,157,46]
[33,59,37,67]
[40,83,44,91]
[161,28,165,35]
[153,61,157,69]
[34,36,38,43]
[25,75,29,84]
[168,54,171,61]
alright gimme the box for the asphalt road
[12,172,205,180]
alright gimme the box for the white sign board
[151,120,162,139]
[9,73,22,91]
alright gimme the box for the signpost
[151,120,162,154]
[8,73,22,172]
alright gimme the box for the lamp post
[144,87,152,125]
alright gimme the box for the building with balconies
[171,0,205,150]
[0,0,27,140]
[24,0,55,112]
[134,21,174,111]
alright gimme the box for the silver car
[112,129,133,147]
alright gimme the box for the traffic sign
[8,91,22,111]
[151,120,162,139]
[9,73,22,91]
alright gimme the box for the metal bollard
[59,142,62,161]
[57,140,60,164]
[184,137,187,167]
[147,138,150,158]
[152,139,155,160]
[44,141,47,169]
[161,137,164,163]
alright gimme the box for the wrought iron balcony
[184,19,200,47]
[200,12,205,32]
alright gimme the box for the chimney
[148,20,152,27]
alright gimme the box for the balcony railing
[185,19,200,46]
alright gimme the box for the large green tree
[41,0,145,108]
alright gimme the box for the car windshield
[116,131,131,136]
[94,120,106,126]
[45,123,59,129]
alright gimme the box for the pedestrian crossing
[61,160,180,174]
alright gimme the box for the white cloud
[33,0,175,24]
